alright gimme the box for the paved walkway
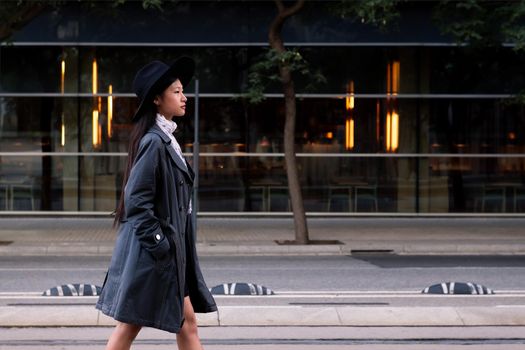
[0,217,524,256]
[1,217,525,328]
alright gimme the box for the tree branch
[269,0,305,52]
[0,2,48,42]
[279,0,304,19]
[275,0,285,13]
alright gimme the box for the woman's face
[154,79,187,119]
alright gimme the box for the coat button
[179,180,184,185]
[155,234,161,242]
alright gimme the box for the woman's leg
[177,296,203,350]
[105,321,141,350]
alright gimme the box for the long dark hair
[113,105,156,227]
[113,75,178,228]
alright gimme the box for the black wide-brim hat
[132,56,195,121]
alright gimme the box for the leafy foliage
[435,0,489,43]
[241,48,326,104]
[244,0,402,104]
[140,0,166,11]
[500,0,525,52]
[433,0,525,103]
[434,0,525,52]
[334,0,401,30]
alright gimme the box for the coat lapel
[148,125,192,180]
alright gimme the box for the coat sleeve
[124,134,170,259]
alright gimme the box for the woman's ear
[153,96,160,106]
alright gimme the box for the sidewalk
[2,301,525,328]
[0,217,524,256]
[1,217,525,328]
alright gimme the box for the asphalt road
[2,255,525,349]
[1,255,525,294]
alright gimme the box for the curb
[2,243,525,256]
[198,243,525,256]
[1,305,525,327]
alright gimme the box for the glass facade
[1,2,524,215]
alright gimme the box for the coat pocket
[155,254,173,271]
[139,242,172,272]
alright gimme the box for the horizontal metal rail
[0,211,523,218]
[0,92,517,99]
[1,41,517,47]
[1,152,524,158]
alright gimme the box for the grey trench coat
[96,124,217,334]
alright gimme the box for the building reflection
[0,29,524,214]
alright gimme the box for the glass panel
[196,154,524,213]
[80,47,246,94]
[0,45,249,94]
[297,47,395,94]
[425,47,525,94]
[0,47,78,93]
[295,46,525,94]
[1,153,523,213]
[298,156,417,213]
[420,156,525,213]
[79,155,124,212]
[0,155,70,211]
[197,155,247,212]
[297,97,416,154]
[66,95,389,155]
[196,155,416,213]
[0,96,79,152]
[0,155,128,212]
[426,98,525,154]
[0,97,507,160]
[3,46,524,94]
[78,95,134,153]
[2,93,524,214]
[195,97,416,154]
[15,96,521,161]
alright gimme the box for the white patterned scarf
[156,114,187,168]
[155,113,192,214]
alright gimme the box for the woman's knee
[180,314,198,337]
[114,322,141,341]
[182,297,199,333]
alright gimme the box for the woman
[96,57,217,350]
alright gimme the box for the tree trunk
[269,0,309,244]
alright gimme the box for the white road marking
[496,305,525,308]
